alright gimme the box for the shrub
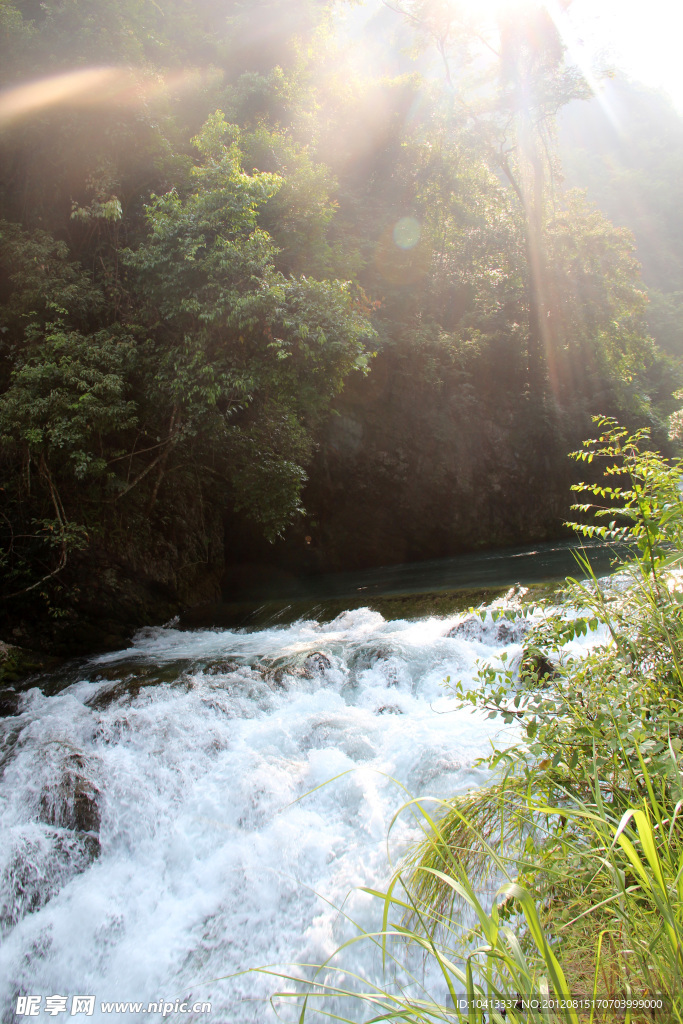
[263,418,683,1022]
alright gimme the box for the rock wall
[228,347,588,580]
[4,348,596,655]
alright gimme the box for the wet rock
[494,620,522,643]
[376,704,403,715]
[1,829,99,936]
[0,688,20,718]
[447,615,528,644]
[72,787,101,835]
[263,665,292,689]
[263,651,332,686]
[86,675,144,710]
[0,641,61,685]
[446,616,484,640]
[519,649,559,684]
[350,645,393,671]
[350,648,403,687]
[203,659,242,676]
[81,833,101,860]
[383,664,401,687]
[200,696,234,717]
[86,665,188,709]
[93,714,133,744]
[303,652,331,676]
[39,754,101,840]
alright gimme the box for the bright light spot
[393,217,421,250]
[469,0,514,12]
[0,67,222,126]
[455,0,536,21]
[0,68,133,124]
[566,0,683,112]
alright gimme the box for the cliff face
[229,347,586,580]
[5,348,594,657]
[4,487,227,657]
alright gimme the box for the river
[0,542,608,1022]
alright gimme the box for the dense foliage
[0,0,679,644]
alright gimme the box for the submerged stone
[38,754,101,840]
[303,652,332,676]
[447,615,528,644]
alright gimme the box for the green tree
[123,111,373,536]
[381,0,589,396]
[0,223,133,599]
[0,109,374,609]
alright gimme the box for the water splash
[0,601,571,1021]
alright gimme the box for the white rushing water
[0,597,579,1022]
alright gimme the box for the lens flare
[0,66,221,126]
[393,217,421,250]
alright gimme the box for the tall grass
[260,418,683,1023]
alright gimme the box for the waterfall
[0,598,562,1021]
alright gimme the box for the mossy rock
[180,581,566,632]
[0,641,62,685]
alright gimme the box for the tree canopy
[0,0,677,645]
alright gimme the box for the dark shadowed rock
[519,650,559,684]
[0,689,20,718]
[0,641,61,685]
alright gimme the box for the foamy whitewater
[0,598,600,1022]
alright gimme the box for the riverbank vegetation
[1,1,682,651]
[279,418,683,1021]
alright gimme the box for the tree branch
[1,457,70,599]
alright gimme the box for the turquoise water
[0,540,611,1022]
[181,538,618,629]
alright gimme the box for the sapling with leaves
[401,417,683,1007]
[568,417,683,588]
